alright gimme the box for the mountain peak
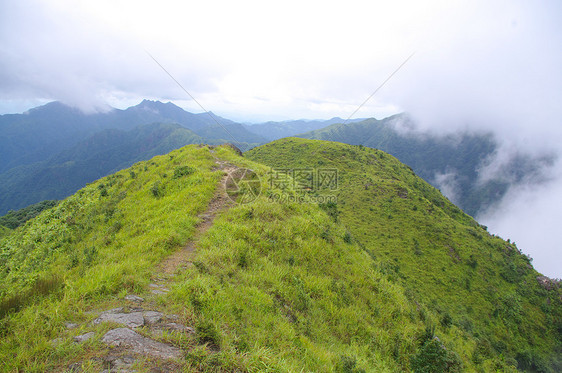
[138,99,163,108]
[134,99,187,115]
[23,101,84,117]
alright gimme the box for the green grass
[169,198,424,371]
[0,144,222,371]
[0,140,560,372]
[247,137,562,372]
[0,225,10,239]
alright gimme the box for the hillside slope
[0,143,489,372]
[0,101,266,213]
[1,140,559,371]
[0,200,58,229]
[247,137,562,372]
[0,225,9,239]
[298,115,553,217]
[0,122,203,214]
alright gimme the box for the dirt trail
[157,160,238,277]
[58,159,241,373]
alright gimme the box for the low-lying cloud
[479,161,562,278]
[0,0,560,276]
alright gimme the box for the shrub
[196,319,220,348]
[151,181,164,197]
[467,254,478,269]
[173,165,195,179]
[83,246,98,267]
[413,238,422,256]
[319,201,339,222]
[515,349,550,372]
[441,312,452,328]
[411,338,462,373]
[343,231,352,244]
[335,355,366,373]
[237,250,249,268]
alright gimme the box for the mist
[379,2,562,277]
[1,0,561,276]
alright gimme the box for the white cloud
[479,160,562,278]
[1,0,561,275]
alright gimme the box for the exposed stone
[149,283,169,294]
[65,322,79,329]
[93,310,144,329]
[104,354,136,371]
[73,332,95,343]
[536,275,559,291]
[151,322,195,338]
[124,294,144,302]
[164,322,194,333]
[101,328,182,360]
[143,311,163,325]
[103,307,124,313]
[150,284,169,290]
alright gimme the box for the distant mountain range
[242,117,365,141]
[0,100,266,214]
[0,100,550,218]
[0,99,264,175]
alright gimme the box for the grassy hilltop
[247,137,562,372]
[0,140,559,372]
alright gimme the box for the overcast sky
[1,0,561,276]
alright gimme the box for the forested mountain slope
[0,101,266,214]
[0,122,203,214]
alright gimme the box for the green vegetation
[0,225,10,239]
[242,117,361,141]
[167,191,455,371]
[0,122,204,215]
[0,139,559,371]
[0,100,266,215]
[0,200,58,229]
[0,144,223,370]
[298,115,554,217]
[247,137,562,371]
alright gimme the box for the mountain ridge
[297,115,554,217]
[0,141,560,371]
[243,116,365,141]
[0,101,266,214]
[247,137,562,371]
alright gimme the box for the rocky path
[62,160,239,372]
[157,160,237,277]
